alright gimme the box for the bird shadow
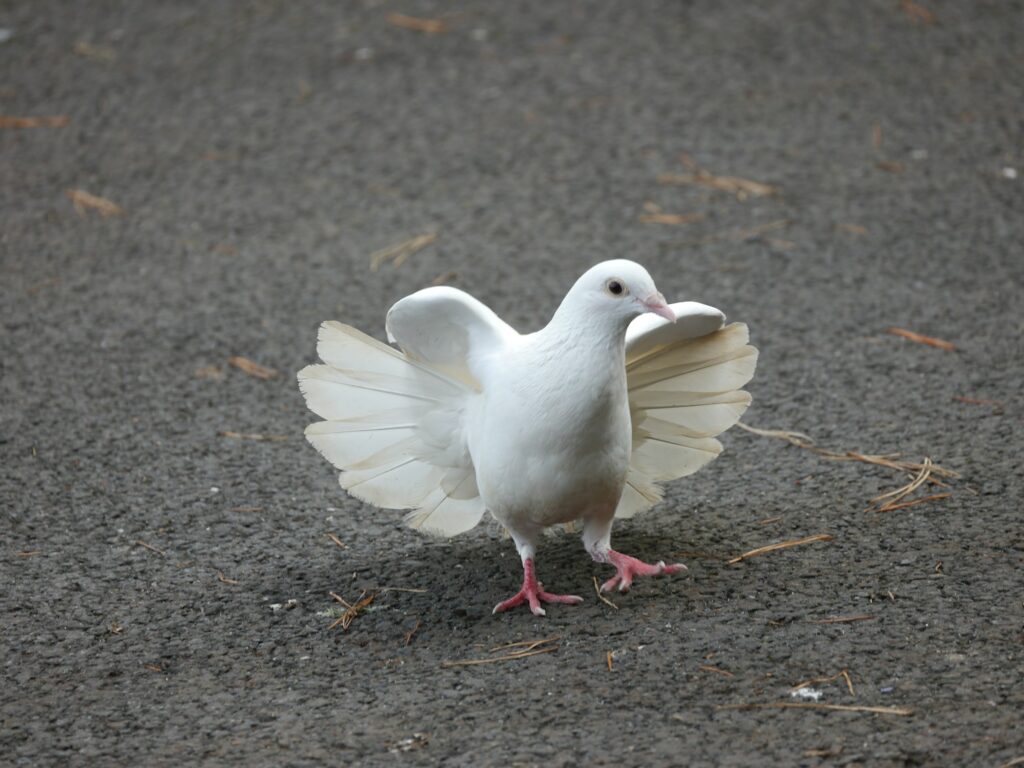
[268,508,745,632]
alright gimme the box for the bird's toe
[540,592,584,605]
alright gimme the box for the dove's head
[558,260,675,329]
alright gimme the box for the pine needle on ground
[735,422,959,512]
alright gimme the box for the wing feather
[386,286,518,389]
[617,309,757,519]
[298,317,502,536]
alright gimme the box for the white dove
[298,260,756,616]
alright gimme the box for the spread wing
[299,288,518,536]
[386,286,519,390]
[617,302,758,518]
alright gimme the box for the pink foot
[493,558,584,617]
[600,550,687,593]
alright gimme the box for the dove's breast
[468,338,632,530]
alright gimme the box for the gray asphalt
[2,1,1023,766]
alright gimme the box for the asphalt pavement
[2,1,1023,765]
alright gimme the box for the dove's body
[471,318,632,536]
[299,260,757,615]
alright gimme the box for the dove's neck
[540,301,634,362]
[526,302,634,445]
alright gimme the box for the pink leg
[493,558,584,617]
[600,550,687,593]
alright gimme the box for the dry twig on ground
[228,356,278,380]
[369,233,438,271]
[639,212,705,225]
[136,540,165,556]
[868,458,933,510]
[74,41,117,61]
[658,154,777,199]
[328,591,376,630]
[735,422,959,512]
[404,620,422,646]
[901,0,936,25]
[728,534,834,565]
[66,189,124,217]
[194,365,226,381]
[0,115,69,128]
[812,615,874,625]
[875,493,951,513]
[386,13,447,34]
[218,431,289,441]
[718,702,912,716]
[443,637,560,668]
[489,637,559,653]
[593,576,618,609]
[886,327,955,351]
[952,395,1002,407]
[430,270,458,286]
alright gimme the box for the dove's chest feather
[469,334,632,523]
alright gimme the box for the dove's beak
[643,293,676,323]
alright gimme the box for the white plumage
[298,260,756,615]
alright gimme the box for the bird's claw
[492,588,584,617]
[600,554,687,593]
[493,559,584,617]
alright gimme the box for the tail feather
[616,469,665,520]
[298,364,439,421]
[298,322,485,535]
[305,421,421,470]
[342,458,447,509]
[404,470,486,535]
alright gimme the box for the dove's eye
[606,279,626,297]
